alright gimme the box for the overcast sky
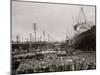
[12,1,95,42]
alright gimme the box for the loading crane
[73,7,91,34]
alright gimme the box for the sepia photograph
[11,0,96,75]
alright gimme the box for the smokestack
[33,23,37,42]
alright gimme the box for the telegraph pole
[29,33,32,51]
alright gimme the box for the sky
[12,1,95,42]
